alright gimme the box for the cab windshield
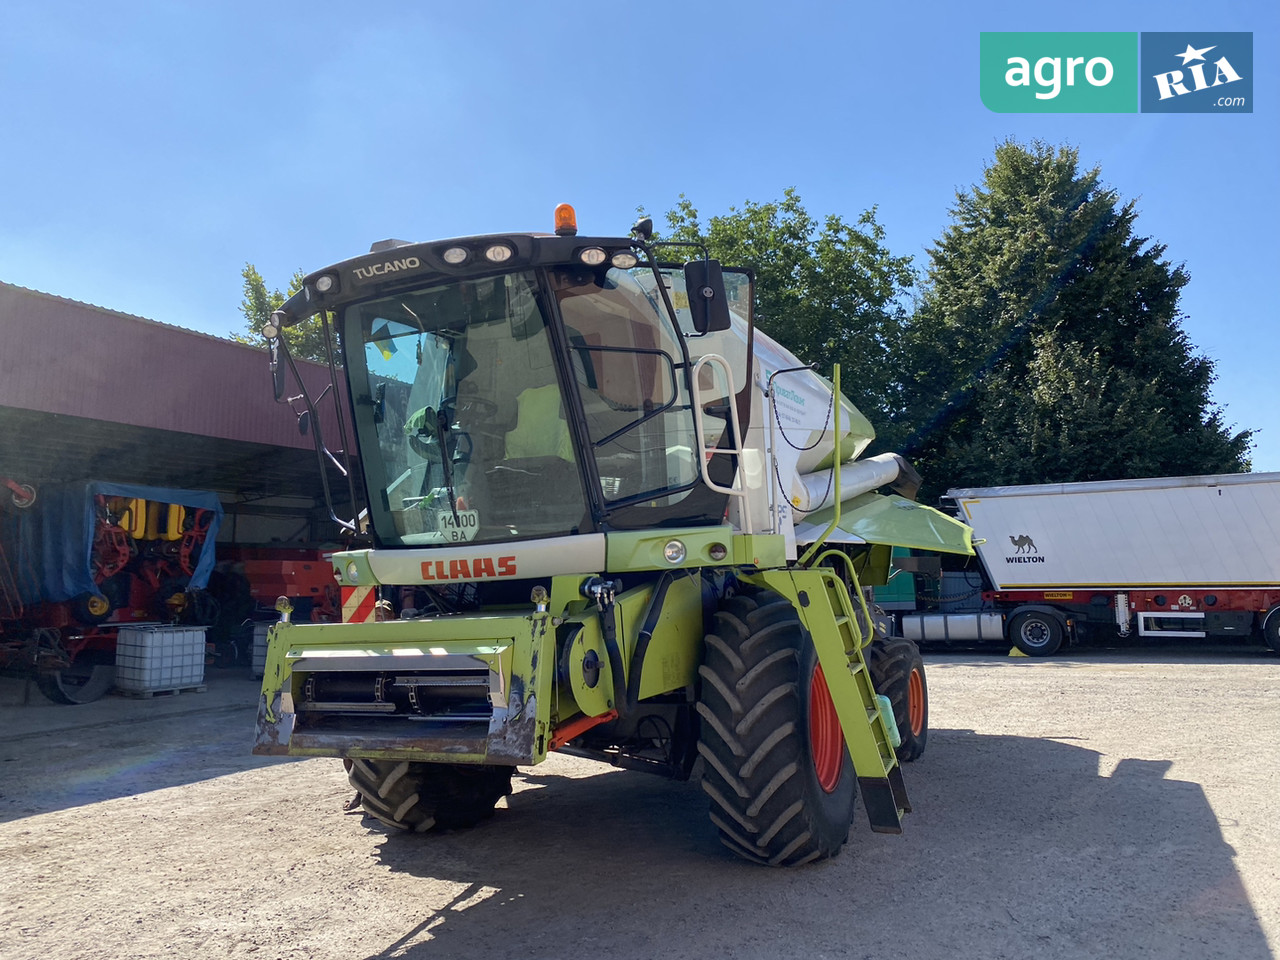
[345,265,705,547]
[348,271,588,545]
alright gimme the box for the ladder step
[858,777,904,834]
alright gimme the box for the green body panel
[555,574,704,721]
[872,546,918,606]
[333,549,375,585]
[806,490,974,555]
[254,605,558,765]
[605,527,734,572]
[254,559,708,766]
[256,520,912,832]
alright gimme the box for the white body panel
[687,316,873,557]
[950,473,1280,590]
[366,533,607,584]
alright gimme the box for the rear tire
[345,760,514,832]
[697,589,857,866]
[1008,609,1065,657]
[867,637,928,762]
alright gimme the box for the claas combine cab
[253,206,973,865]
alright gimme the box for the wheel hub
[808,664,843,794]
[907,668,925,736]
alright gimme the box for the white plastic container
[114,624,207,693]
[251,622,272,679]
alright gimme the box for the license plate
[436,509,479,542]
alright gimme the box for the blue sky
[3,1,1276,468]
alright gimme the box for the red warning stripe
[341,586,377,623]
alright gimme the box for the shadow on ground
[354,730,1270,960]
[0,669,291,822]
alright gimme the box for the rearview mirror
[683,259,732,334]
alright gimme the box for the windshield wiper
[430,406,462,526]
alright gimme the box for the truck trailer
[900,472,1280,656]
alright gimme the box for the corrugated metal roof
[0,282,360,511]
[0,281,346,450]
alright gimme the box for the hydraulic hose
[625,571,682,710]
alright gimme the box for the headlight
[442,246,469,265]
[579,247,607,266]
[663,540,687,564]
[484,244,513,263]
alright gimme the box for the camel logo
[1005,534,1045,564]
[1010,534,1037,554]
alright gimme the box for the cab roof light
[555,203,578,237]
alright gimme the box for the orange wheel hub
[809,664,843,793]
[907,668,925,737]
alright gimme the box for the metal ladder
[757,566,910,833]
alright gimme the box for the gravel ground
[1,644,1277,960]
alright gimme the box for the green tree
[231,264,337,364]
[900,140,1251,498]
[659,189,916,445]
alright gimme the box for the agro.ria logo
[1140,33,1252,112]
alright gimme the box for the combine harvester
[900,473,1280,656]
[253,206,972,865]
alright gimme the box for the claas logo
[422,556,517,581]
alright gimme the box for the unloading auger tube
[253,205,974,865]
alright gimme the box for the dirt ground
[1,644,1277,960]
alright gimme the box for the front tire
[867,637,928,761]
[345,760,514,832]
[1008,609,1065,657]
[697,589,857,867]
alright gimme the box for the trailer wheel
[1008,609,1065,656]
[697,589,857,867]
[867,637,929,761]
[68,592,113,628]
[345,760,514,832]
[1262,607,1280,654]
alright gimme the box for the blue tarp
[16,481,223,604]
